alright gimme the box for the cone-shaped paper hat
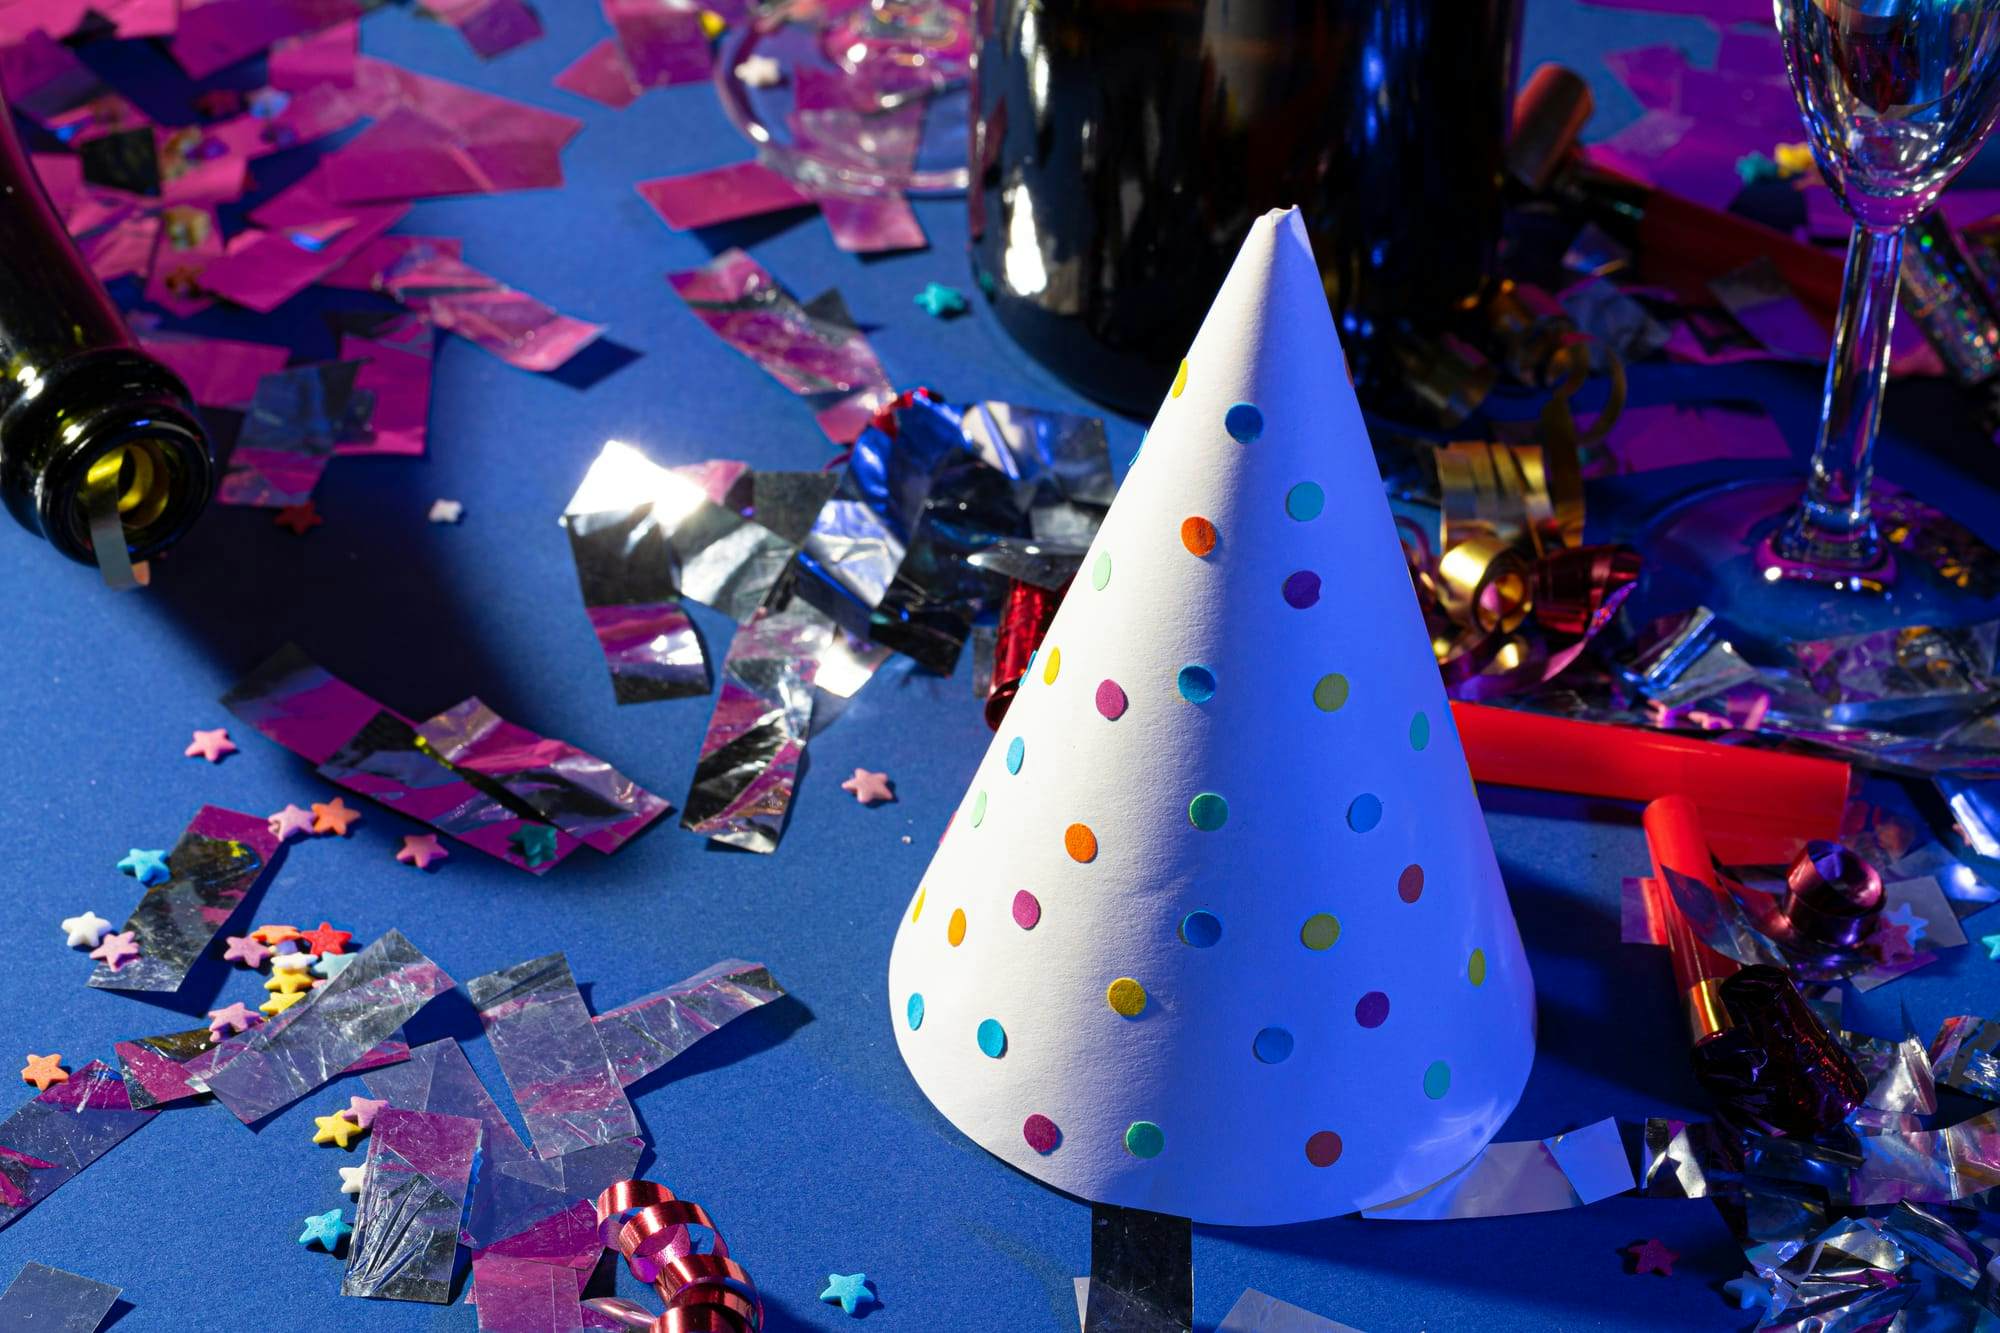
[888,209,1535,1225]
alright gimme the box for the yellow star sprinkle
[264,969,315,994]
[260,990,305,1017]
[312,1113,364,1149]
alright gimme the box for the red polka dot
[1095,680,1128,720]
[1305,1131,1342,1167]
[1181,516,1217,557]
[1398,864,1424,903]
[1023,1114,1061,1154]
[1012,890,1041,929]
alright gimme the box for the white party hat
[886,208,1535,1225]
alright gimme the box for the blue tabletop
[1,3,1996,1330]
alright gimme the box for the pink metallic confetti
[667,247,891,397]
[553,38,642,109]
[1603,402,1792,475]
[318,105,568,204]
[197,204,410,312]
[169,0,370,81]
[602,0,713,89]
[424,0,545,59]
[635,161,809,231]
[270,19,359,90]
[336,316,434,457]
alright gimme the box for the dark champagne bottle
[968,0,1524,415]
[0,108,212,573]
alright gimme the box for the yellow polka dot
[1171,359,1188,398]
[1469,948,1487,986]
[910,887,925,923]
[1106,977,1147,1017]
[948,908,967,947]
[1300,913,1340,950]
[1043,646,1061,685]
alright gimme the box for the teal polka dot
[1124,1121,1165,1158]
[1347,794,1381,832]
[1410,711,1430,750]
[906,994,924,1030]
[1092,551,1112,590]
[971,791,987,826]
[1188,793,1228,831]
[1006,737,1024,774]
[1286,482,1324,521]
[1423,1060,1451,1099]
[1177,665,1216,704]
[1179,910,1222,947]
[977,1019,1007,1058]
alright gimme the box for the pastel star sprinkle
[735,54,783,87]
[428,498,463,523]
[311,799,361,836]
[819,1273,874,1316]
[396,834,447,869]
[342,1096,387,1130]
[19,1053,67,1091]
[338,1164,368,1195]
[314,953,356,981]
[1627,1238,1678,1276]
[266,969,315,995]
[251,923,303,946]
[301,921,352,955]
[260,990,306,1017]
[60,911,112,949]
[1724,1274,1776,1312]
[1985,933,2000,961]
[90,931,139,971]
[313,1112,365,1149]
[274,502,323,535]
[298,1208,351,1250]
[840,768,895,805]
[117,848,170,885]
[913,282,968,319]
[184,728,236,762]
[271,952,318,973]
[268,804,316,842]
[221,934,270,967]
[1884,901,1928,945]
[512,824,559,867]
[206,1002,258,1038]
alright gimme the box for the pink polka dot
[1023,1114,1061,1154]
[1095,679,1128,720]
[1012,890,1041,929]
[1355,991,1390,1028]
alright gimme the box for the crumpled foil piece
[1841,1031,1937,1116]
[1360,1117,1635,1219]
[0,1061,154,1233]
[470,1252,587,1331]
[380,244,602,372]
[333,312,434,458]
[343,1107,482,1303]
[591,959,785,1088]
[364,1038,527,1161]
[116,1025,407,1109]
[681,603,832,852]
[470,1136,643,1253]
[1850,1106,2000,1205]
[217,360,376,507]
[1789,622,2000,727]
[1930,1015,2000,1100]
[1083,1204,1192,1333]
[467,952,638,1160]
[1639,1117,1741,1199]
[666,248,891,399]
[1214,1290,1366,1333]
[202,928,453,1124]
[88,804,278,992]
[0,1262,122,1333]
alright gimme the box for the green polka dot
[1092,551,1112,590]
[1469,948,1487,986]
[1286,482,1325,521]
[1300,913,1340,950]
[971,791,987,827]
[1313,674,1349,712]
[1124,1121,1165,1158]
[1410,711,1431,750]
[1188,792,1228,831]
[1423,1060,1451,1099]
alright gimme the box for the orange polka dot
[947,907,967,946]
[1181,517,1217,557]
[1064,823,1097,863]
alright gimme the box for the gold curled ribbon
[594,1180,763,1333]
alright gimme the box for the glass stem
[1777,222,1904,568]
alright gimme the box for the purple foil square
[198,203,409,313]
[344,1108,483,1303]
[467,953,637,1160]
[0,1061,154,1233]
[427,0,546,59]
[90,805,279,993]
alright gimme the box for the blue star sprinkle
[1982,933,2000,961]
[511,824,559,868]
[1883,901,1928,946]
[117,848,170,886]
[912,282,968,319]
[298,1208,351,1251]
[819,1272,875,1316]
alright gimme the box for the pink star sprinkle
[395,834,447,870]
[341,1096,388,1130]
[222,934,270,967]
[206,1002,258,1038]
[184,728,237,763]
[89,931,139,972]
[268,804,316,842]
[1627,1238,1678,1277]
[840,768,895,806]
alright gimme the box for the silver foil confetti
[1931,1015,2000,1100]
[364,1038,527,1162]
[1360,1117,1633,1219]
[0,1262,122,1333]
[467,1136,642,1252]
[217,359,376,507]
[1216,1290,1366,1333]
[0,1061,154,1233]
[89,804,278,993]
[343,1107,482,1303]
[466,952,637,1159]
[117,1026,408,1109]
[202,929,453,1124]
[590,959,785,1088]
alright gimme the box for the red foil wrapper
[594,1180,762,1333]
[1780,840,1885,950]
[984,578,1067,730]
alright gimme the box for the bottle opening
[82,438,173,530]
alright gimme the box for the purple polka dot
[1283,571,1321,609]
[1355,991,1390,1028]
[1012,890,1041,929]
[1023,1114,1061,1154]
[1096,679,1128,720]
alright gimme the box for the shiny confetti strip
[467,953,637,1159]
[0,1061,154,1233]
[119,1027,408,1109]
[0,1262,122,1333]
[1359,1118,1634,1219]
[592,959,786,1088]
[591,1179,763,1333]
[88,805,278,994]
[342,1108,482,1302]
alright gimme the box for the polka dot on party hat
[884,207,1535,1228]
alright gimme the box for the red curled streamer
[594,1180,764,1333]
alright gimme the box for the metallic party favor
[343,1108,482,1303]
[591,959,785,1088]
[203,929,453,1123]
[0,1061,154,1233]
[594,1178,764,1333]
[467,952,637,1159]
[89,805,278,993]
[0,1263,122,1333]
